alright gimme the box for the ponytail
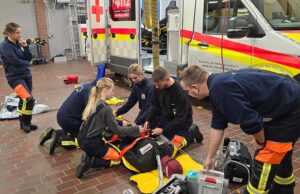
[82,77,114,121]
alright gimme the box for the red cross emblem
[92,0,103,23]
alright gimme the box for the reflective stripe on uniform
[74,138,80,148]
[61,140,76,146]
[258,163,272,191]
[247,182,269,194]
[274,174,295,185]
[18,109,32,115]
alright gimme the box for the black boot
[20,115,38,131]
[19,115,31,133]
[91,158,111,169]
[61,131,78,150]
[49,130,63,155]
[76,153,92,178]
[39,127,54,145]
[30,123,38,130]
[189,123,203,143]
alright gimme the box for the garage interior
[1,0,300,194]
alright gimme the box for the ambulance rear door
[87,0,108,66]
[107,0,141,76]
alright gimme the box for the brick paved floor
[0,61,299,194]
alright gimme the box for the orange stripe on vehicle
[110,28,136,35]
[92,28,106,34]
[180,30,300,70]
[14,84,30,99]
[280,30,300,34]
[81,27,87,33]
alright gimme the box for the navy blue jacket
[116,78,154,125]
[0,37,32,81]
[57,80,96,131]
[208,70,300,135]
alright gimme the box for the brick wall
[34,0,49,57]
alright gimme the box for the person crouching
[76,77,146,178]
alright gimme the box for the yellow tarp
[130,154,203,194]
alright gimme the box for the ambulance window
[109,0,136,21]
[203,0,250,34]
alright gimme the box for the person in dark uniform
[0,23,37,133]
[144,67,203,149]
[180,65,300,194]
[76,77,146,178]
[40,79,129,155]
[115,63,153,125]
[39,80,96,154]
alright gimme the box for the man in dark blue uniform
[180,65,300,194]
[40,80,96,155]
[115,63,153,125]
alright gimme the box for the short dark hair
[180,65,209,86]
[3,23,20,35]
[152,66,169,82]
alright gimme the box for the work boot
[49,130,63,155]
[91,158,111,168]
[61,132,78,150]
[20,114,38,133]
[21,124,31,133]
[19,115,31,133]
[30,123,38,130]
[76,153,92,178]
[39,127,54,145]
[91,158,121,169]
[190,123,203,143]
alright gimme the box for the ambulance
[85,0,300,80]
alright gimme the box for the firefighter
[40,79,129,155]
[115,63,153,126]
[180,65,300,194]
[144,67,203,149]
[76,77,146,178]
[39,80,96,154]
[0,23,37,133]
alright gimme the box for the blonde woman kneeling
[76,77,146,178]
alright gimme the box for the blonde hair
[82,77,114,121]
[180,65,209,86]
[128,63,144,76]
